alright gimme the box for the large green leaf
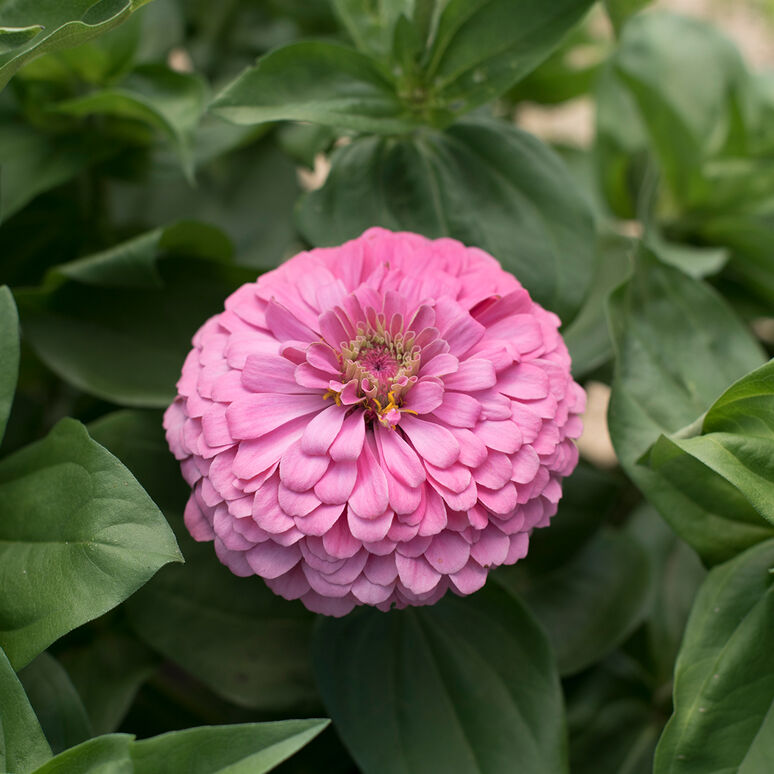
[211,41,418,134]
[495,528,652,675]
[298,117,595,323]
[314,583,568,774]
[18,652,93,755]
[88,410,319,714]
[422,0,596,115]
[55,65,207,181]
[654,539,774,773]
[31,735,134,774]
[332,0,414,60]
[15,222,253,408]
[0,645,52,774]
[59,630,158,736]
[612,12,751,205]
[0,119,113,221]
[0,0,149,91]
[645,360,774,538]
[603,0,652,34]
[0,418,181,669]
[607,247,768,564]
[0,286,18,443]
[130,720,330,774]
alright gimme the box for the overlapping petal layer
[164,228,585,615]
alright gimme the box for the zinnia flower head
[164,228,585,616]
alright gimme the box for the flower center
[339,323,421,426]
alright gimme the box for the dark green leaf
[612,12,751,204]
[314,583,568,774]
[626,505,706,683]
[55,65,207,181]
[607,246,768,564]
[211,42,418,134]
[15,222,253,408]
[654,539,774,773]
[0,120,113,221]
[298,117,595,323]
[496,528,652,675]
[424,0,596,114]
[332,0,414,59]
[0,0,146,90]
[0,645,52,774]
[88,409,319,714]
[130,720,330,774]
[0,418,181,669]
[563,234,634,378]
[31,735,133,774]
[18,652,92,755]
[59,631,158,736]
[645,360,774,547]
[0,286,18,443]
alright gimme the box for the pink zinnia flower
[164,228,585,616]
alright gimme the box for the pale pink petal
[425,532,470,574]
[403,379,444,414]
[348,437,389,519]
[431,392,481,428]
[400,416,460,468]
[295,502,345,536]
[279,441,330,491]
[242,354,314,393]
[329,411,365,461]
[226,394,323,439]
[395,554,441,595]
[443,359,496,391]
[375,425,425,487]
[246,541,301,579]
[301,403,348,455]
[471,526,511,567]
[314,460,358,504]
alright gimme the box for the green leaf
[87,409,319,714]
[654,539,774,773]
[626,505,706,684]
[645,360,774,546]
[332,0,414,59]
[0,25,43,53]
[612,12,751,204]
[495,528,652,675]
[211,41,418,134]
[313,583,568,774]
[0,0,146,91]
[15,222,253,408]
[298,117,595,323]
[562,234,634,378]
[0,120,113,221]
[607,246,768,564]
[0,418,181,669]
[0,645,52,774]
[18,653,92,755]
[603,0,652,35]
[59,630,158,736]
[130,720,330,774]
[31,735,133,774]
[55,65,207,181]
[0,286,18,444]
[423,0,597,115]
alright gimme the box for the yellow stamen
[323,389,342,406]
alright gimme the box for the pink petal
[351,575,393,605]
[242,354,313,393]
[395,554,441,595]
[265,565,310,600]
[348,437,389,519]
[322,514,362,559]
[184,493,215,541]
[226,394,323,439]
[499,363,549,400]
[471,526,510,567]
[232,419,305,480]
[449,560,487,595]
[403,379,444,414]
[425,461,471,494]
[477,482,518,514]
[449,427,488,467]
[375,425,425,487]
[476,420,522,454]
[473,451,512,489]
[295,504,344,536]
[301,591,356,617]
[419,353,459,378]
[417,487,448,536]
[429,477,478,512]
[385,471,423,515]
[400,416,460,468]
[265,299,318,342]
[246,541,301,579]
[214,539,253,577]
[301,403,348,455]
[443,359,496,391]
[505,532,530,563]
[347,507,394,542]
[363,553,398,585]
[279,441,330,491]
[305,342,340,373]
[431,392,481,428]
[425,532,470,574]
[512,445,540,484]
[314,459,358,504]
[329,411,365,461]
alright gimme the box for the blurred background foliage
[1,1,773,773]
